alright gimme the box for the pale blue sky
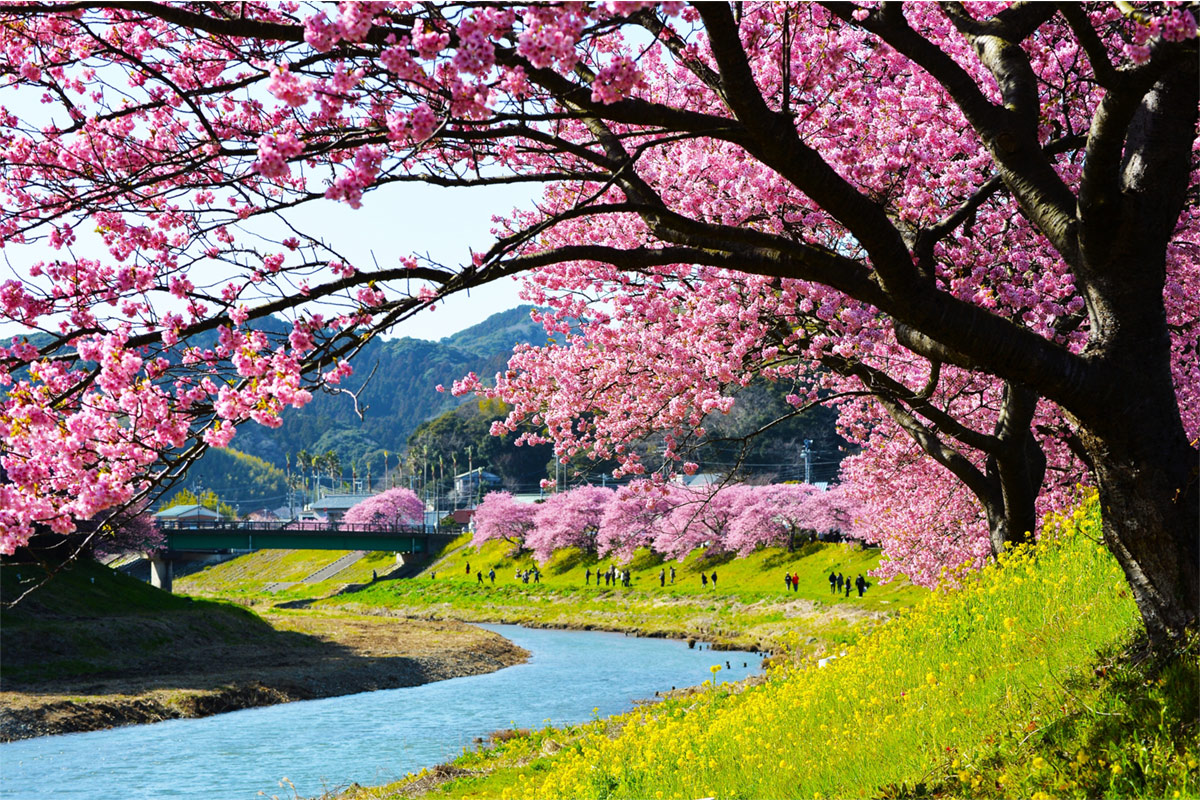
[2,77,536,345]
[0,178,535,343]
[282,180,535,341]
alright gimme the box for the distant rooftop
[154,504,221,519]
[310,494,374,511]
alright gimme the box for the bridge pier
[149,556,173,593]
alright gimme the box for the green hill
[221,305,551,474]
[0,559,278,685]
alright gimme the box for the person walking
[785,573,793,591]
[711,571,718,588]
[828,571,837,593]
[669,565,676,584]
[855,574,866,597]
[836,573,844,592]
[660,568,666,587]
[489,568,496,585]
[845,577,852,597]
[701,572,708,587]
[792,572,799,592]
[466,561,470,576]
[476,570,483,584]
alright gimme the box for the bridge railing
[159,519,435,535]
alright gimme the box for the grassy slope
[174,536,925,651]
[313,537,924,652]
[340,495,1198,800]
[0,559,284,685]
[175,548,401,598]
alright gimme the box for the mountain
[208,305,550,478]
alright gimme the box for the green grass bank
[335,495,1197,800]
[179,536,925,652]
[1,558,278,686]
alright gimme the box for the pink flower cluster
[590,56,645,104]
[254,132,304,179]
[343,487,424,528]
[472,482,862,565]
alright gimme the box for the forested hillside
[186,305,850,504]
[208,306,551,473]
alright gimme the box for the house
[309,493,373,524]
[154,504,221,528]
[454,467,501,498]
[674,472,727,490]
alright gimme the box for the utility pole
[803,439,813,484]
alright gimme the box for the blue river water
[0,624,762,799]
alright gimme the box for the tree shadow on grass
[759,541,824,570]
[691,550,737,571]
[547,548,590,575]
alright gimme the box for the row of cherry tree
[471,483,863,568]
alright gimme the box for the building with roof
[154,504,221,528]
[308,493,375,524]
[454,467,501,499]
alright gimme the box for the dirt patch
[0,614,527,742]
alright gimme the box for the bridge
[151,520,461,592]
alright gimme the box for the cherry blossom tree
[0,2,1195,645]
[799,483,863,541]
[724,483,821,555]
[90,504,165,558]
[597,481,677,561]
[527,485,614,562]
[471,490,537,552]
[341,487,423,529]
[654,483,751,561]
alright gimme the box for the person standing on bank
[786,573,793,591]
[660,568,666,587]
[855,574,866,597]
[829,571,837,593]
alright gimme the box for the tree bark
[984,383,1046,555]
[1081,416,1198,647]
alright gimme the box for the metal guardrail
[158,519,436,535]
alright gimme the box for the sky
[281,180,536,341]
[0,178,536,344]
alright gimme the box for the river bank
[185,538,926,655]
[0,611,526,742]
[0,559,528,742]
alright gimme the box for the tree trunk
[1081,421,1199,647]
[984,383,1046,556]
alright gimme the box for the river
[0,625,763,799]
